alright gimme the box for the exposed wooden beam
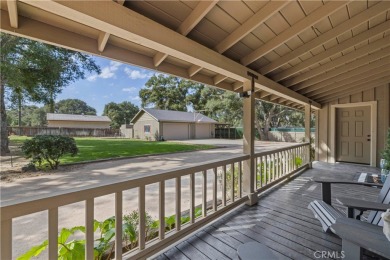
[97,31,110,52]
[188,65,202,78]
[213,74,228,85]
[260,92,272,99]
[313,71,390,101]
[12,1,320,108]
[214,1,288,54]
[273,20,390,82]
[97,0,125,52]
[240,1,348,66]
[307,65,390,98]
[283,36,390,87]
[153,52,168,67]
[259,2,390,75]
[177,1,218,35]
[290,47,390,91]
[154,1,217,71]
[7,0,18,28]
[0,11,236,94]
[300,58,390,95]
[318,76,390,103]
[233,82,243,91]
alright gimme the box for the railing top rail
[254,142,309,157]
[1,154,249,220]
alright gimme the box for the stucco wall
[47,120,110,129]
[133,113,160,140]
[317,83,390,166]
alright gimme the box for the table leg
[322,183,331,204]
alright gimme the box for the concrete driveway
[1,140,296,258]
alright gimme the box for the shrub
[18,209,204,260]
[21,135,78,169]
[382,128,390,170]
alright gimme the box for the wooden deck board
[153,162,381,260]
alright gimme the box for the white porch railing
[1,143,310,260]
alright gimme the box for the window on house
[144,125,151,133]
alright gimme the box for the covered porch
[154,162,381,260]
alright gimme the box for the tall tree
[139,75,192,111]
[103,101,139,129]
[205,92,243,126]
[0,33,100,154]
[55,99,97,115]
[7,105,47,127]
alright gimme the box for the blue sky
[56,56,158,115]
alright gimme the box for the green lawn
[9,136,214,164]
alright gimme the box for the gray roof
[132,108,217,123]
[47,113,111,122]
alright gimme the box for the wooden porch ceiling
[1,1,389,111]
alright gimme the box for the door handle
[367,139,371,141]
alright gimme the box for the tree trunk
[18,94,22,135]
[0,82,10,155]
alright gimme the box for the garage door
[196,124,210,139]
[163,123,189,140]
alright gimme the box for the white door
[162,123,189,140]
[336,106,371,164]
[195,124,210,139]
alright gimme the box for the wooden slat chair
[308,175,390,232]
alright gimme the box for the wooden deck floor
[153,162,381,260]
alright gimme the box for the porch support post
[243,73,258,206]
[305,102,312,168]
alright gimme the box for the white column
[243,79,258,206]
[305,103,312,168]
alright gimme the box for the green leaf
[17,240,48,260]
[103,228,115,242]
[58,228,72,244]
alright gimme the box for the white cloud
[87,61,122,81]
[122,87,138,93]
[131,96,141,101]
[124,67,153,80]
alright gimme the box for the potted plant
[380,128,390,182]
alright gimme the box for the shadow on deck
[153,162,381,260]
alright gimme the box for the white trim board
[330,101,377,167]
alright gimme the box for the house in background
[47,113,111,129]
[131,108,217,140]
[119,124,133,138]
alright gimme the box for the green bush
[21,135,78,169]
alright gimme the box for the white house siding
[162,123,189,140]
[47,120,110,129]
[133,113,160,140]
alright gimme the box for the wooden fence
[8,126,120,137]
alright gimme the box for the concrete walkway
[1,140,296,258]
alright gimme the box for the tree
[55,99,97,115]
[205,92,243,126]
[139,75,193,111]
[7,105,47,127]
[0,33,100,154]
[103,101,139,129]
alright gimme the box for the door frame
[330,101,377,166]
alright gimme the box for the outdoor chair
[330,217,390,259]
[308,175,390,232]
